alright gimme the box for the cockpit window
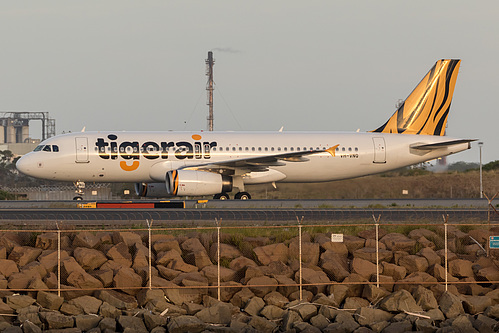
[34,145,44,152]
[42,145,52,152]
[34,144,59,152]
[52,145,59,152]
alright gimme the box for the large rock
[300,267,330,294]
[381,233,416,251]
[106,242,133,267]
[413,286,438,310]
[395,272,438,293]
[117,315,148,333]
[355,307,393,326]
[381,262,406,281]
[37,291,64,311]
[75,314,101,331]
[38,250,70,273]
[350,257,377,280]
[253,243,289,265]
[229,256,257,272]
[72,231,101,248]
[113,267,143,295]
[66,270,103,290]
[418,247,441,266]
[73,247,108,271]
[398,254,429,274]
[439,291,464,319]
[201,265,237,284]
[261,260,294,278]
[449,259,474,278]
[246,275,278,298]
[69,295,103,315]
[195,302,232,325]
[181,238,206,253]
[35,233,58,250]
[5,295,36,310]
[39,312,74,329]
[209,243,242,262]
[167,315,205,333]
[320,241,349,256]
[8,246,42,267]
[275,275,299,298]
[113,231,143,247]
[462,295,493,315]
[289,241,320,265]
[320,250,350,282]
[153,239,182,254]
[184,250,212,270]
[263,291,289,308]
[95,289,138,310]
[0,259,19,278]
[379,289,423,313]
[353,247,393,263]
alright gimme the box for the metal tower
[206,51,215,131]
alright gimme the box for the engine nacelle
[134,182,172,198]
[166,170,232,196]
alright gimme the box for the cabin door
[372,137,386,163]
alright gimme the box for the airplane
[16,59,474,200]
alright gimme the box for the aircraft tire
[213,193,230,200]
[73,196,83,201]
[235,192,251,200]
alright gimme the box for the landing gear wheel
[235,192,251,200]
[73,196,83,201]
[213,192,230,200]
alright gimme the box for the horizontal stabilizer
[410,139,476,150]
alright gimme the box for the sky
[0,1,497,163]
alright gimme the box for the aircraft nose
[16,154,35,176]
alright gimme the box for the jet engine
[166,170,232,196]
[134,182,172,198]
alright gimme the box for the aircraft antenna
[206,51,215,131]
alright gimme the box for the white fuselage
[16,131,470,184]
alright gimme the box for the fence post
[56,222,61,297]
[216,218,221,301]
[297,216,304,301]
[146,219,153,290]
[443,214,448,292]
[372,214,381,288]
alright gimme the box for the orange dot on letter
[192,134,202,140]
[120,161,140,171]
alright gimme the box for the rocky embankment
[0,226,497,332]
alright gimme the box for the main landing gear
[73,181,85,200]
[213,192,252,200]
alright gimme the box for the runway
[0,199,496,227]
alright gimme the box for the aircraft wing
[410,139,476,150]
[183,145,338,174]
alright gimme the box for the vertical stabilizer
[372,59,461,136]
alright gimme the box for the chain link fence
[0,216,497,305]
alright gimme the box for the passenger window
[348,147,352,152]
[239,147,242,151]
[252,147,255,151]
[278,147,281,151]
[264,147,268,151]
[335,147,339,151]
[342,147,345,152]
[271,147,275,151]
[290,147,294,151]
[284,147,288,151]
[226,147,229,151]
[245,147,249,151]
[232,147,236,151]
[297,147,300,151]
[355,147,358,151]
[258,147,262,151]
